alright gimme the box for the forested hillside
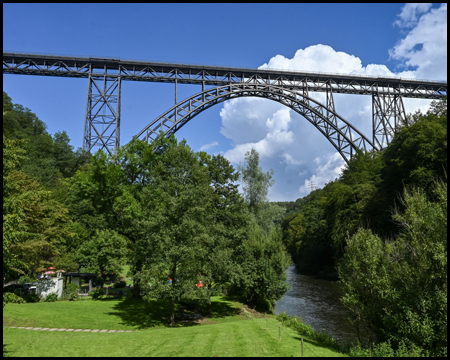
[280,97,447,356]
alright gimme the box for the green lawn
[3,296,347,357]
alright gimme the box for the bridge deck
[3,52,447,99]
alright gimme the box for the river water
[275,265,359,344]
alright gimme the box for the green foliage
[237,148,275,215]
[26,292,41,303]
[3,92,88,279]
[3,292,27,306]
[113,281,127,289]
[237,220,290,310]
[64,283,80,301]
[3,135,34,278]
[135,136,219,322]
[277,98,447,355]
[282,189,332,273]
[18,275,35,284]
[89,287,105,300]
[282,97,447,274]
[339,181,447,356]
[43,292,58,302]
[349,340,427,357]
[94,275,104,287]
[76,229,127,276]
[235,148,290,310]
[3,91,89,188]
[276,311,341,350]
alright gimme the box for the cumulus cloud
[218,5,446,201]
[222,107,295,163]
[393,3,433,28]
[298,153,345,197]
[390,3,447,80]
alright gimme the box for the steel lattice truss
[3,52,446,98]
[3,52,447,158]
[135,83,375,163]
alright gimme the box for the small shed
[36,277,64,299]
[63,272,99,293]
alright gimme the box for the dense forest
[278,97,447,356]
[3,90,447,356]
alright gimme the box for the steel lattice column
[372,90,406,149]
[83,69,121,155]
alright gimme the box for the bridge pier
[83,69,121,155]
[372,90,406,149]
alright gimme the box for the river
[274,265,359,345]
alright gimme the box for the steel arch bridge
[135,83,375,163]
[3,51,447,162]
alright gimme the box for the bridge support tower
[372,90,406,149]
[83,69,121,155]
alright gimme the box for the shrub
[89,287,105,300]
[276,312,341,351]
[27,292,41,303]
[18,275,36,284]
[94,275,104,288]
[3,292,27,306]
[64,283,80,301]
[349,340,427,357]
[44,292,58,302]
[114,280,127,288]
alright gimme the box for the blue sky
[3,3,447,201]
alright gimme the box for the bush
[89,287,105,300]
[349,340,427,357]
[44,292,58,302]
[3,292,27,306]
[18,275,36,284]
[114,280,127,288]
[276,312,341,351]
[94,275,104,288]
[27,292,41,303]
[64,283,80,301]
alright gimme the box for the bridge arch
[135,83,378,163]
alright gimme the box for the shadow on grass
[103,296,241,329]
[208,298,241,319]
[3,344,14,357]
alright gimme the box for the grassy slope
[3,296,347,357]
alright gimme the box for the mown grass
[3,296,347,357]
[3,296,244,330]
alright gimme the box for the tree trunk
[169,264,177,325]
[170,296,175,325]
[207,283,212,316]
[132,260,142,299]
[132,281,141,298]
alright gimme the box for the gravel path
[7,326,135,332]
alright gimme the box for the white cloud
[298,153,345,197]
[218,5,447,202]
[259,44,364,74]
[390,3,447,80]
[222,107,295,163]
[393,3,433,28]
[199,141,219,151]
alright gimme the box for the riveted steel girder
[135,83,377,163]
[372,90,406,148]
[3,52,447,156]
[3,52,447,99]
[83,73,121,155]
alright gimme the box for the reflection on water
[275,265,358,344]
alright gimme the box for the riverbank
[275,265,366,345]
[3,295,347,357]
